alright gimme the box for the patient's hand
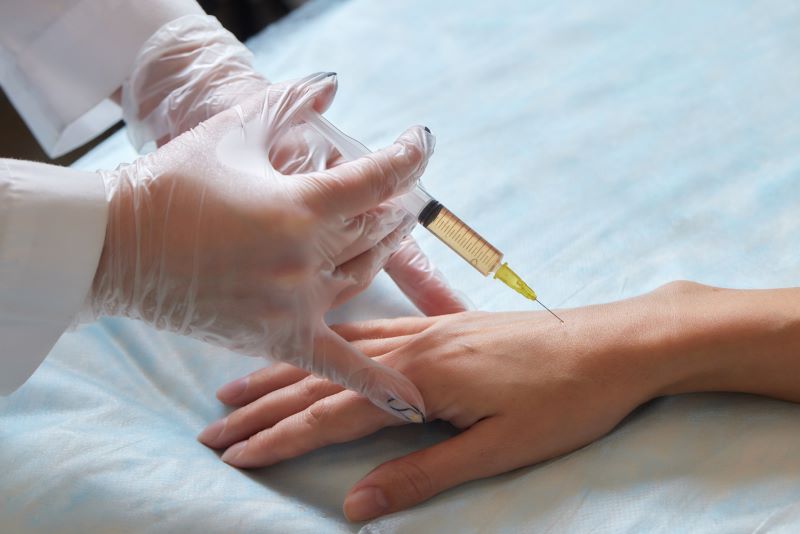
[199,281,800,521]
[199,285,693,520]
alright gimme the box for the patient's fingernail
[344,487,389,521]
[198,418,227,445]
[221,441,247,464]
[217,376,248,402]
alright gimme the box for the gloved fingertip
[377,382,427,424]
[389,127,433,177]
[351,362,427,424]
[416,125,436,159]
[420,278,473,315]
[289,72,338,115]
[386,396,427,423]
[451,289,476,312]
[395,124,432,146]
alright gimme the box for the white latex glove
[91,77,434,422]
[122,14,467,316]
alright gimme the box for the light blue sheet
[3,1,800,531]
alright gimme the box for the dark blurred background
[0,0,303,166]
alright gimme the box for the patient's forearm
[652,283,800,402]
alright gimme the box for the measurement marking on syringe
[426,206,502,275]
[446,222,460,239]
[475,246,486,258]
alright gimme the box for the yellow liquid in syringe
[419,202,564,323]
[423,205,502,276]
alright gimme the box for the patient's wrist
[652,283,800,402]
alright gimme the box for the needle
[494,263,565,324]
[535,299,565,323]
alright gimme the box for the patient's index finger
[203,375,343,450]
[220,390,396,469]
[330,316,435,342]
[217,363,309,406]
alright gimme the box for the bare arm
[654,282,800,402]
[199,281,800,521]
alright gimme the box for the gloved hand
[122,14,467,317]
[90,77,433,422]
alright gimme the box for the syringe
[303,112,564,323]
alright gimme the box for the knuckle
[363,157,391,202]
[253,293,287,319]
[291,208,319,239]
[355,319,383,335]
[299,376,326,399]
[251,429,272,450]
[392,459,434,502]
[350,212,373,240]
[269,257,314,288]
[393,357,424,387]
[303,397,332,428]
[300,173,338,215]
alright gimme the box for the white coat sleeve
[0,0,204,158]
[0,159,107,395]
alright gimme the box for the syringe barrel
[303,111,503,275]
[418,201,503,276]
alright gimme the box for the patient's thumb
[311,327,426,424]
[343,419,502,521]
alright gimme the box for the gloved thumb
[309,326,426,423]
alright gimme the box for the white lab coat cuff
[0,159,107,395]
[0,0,203,158]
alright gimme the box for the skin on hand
[199,283,696,520]
[199,281,800,521]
